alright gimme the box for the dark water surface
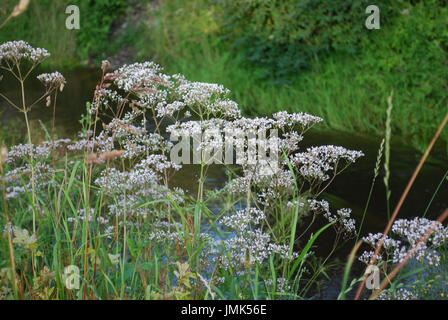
[0,69,100,142]
[1,68,447,298]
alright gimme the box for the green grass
[0,0,79,68]
[1,2,448,297]
[2,0,447,152]
[142,43,447,153]
[137,0,448,153]
[0,0,142,68]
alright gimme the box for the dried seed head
[241,249,253,269]
[10,0,30,18]
[116,120,138,135]
[102,60,111,71]
[40,266,55,283]
[132,87,158,95]
[104,73,120,81]
[0,147,7,165]
[99,150,125,161]
[86,153,103,165]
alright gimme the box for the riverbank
[1,0,447,153]
[1,40,447,299]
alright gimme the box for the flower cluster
[112,61,241,120]
[323,208,357,235]
[0,40,50,64]
[219,207,299,272]
[37,71,66,89]
[359,217,448,266]
[1,139,74,199]
[114,61,165,92]
[220,208,265,232]
[90,89,125,115]
[291,145,364,182]
[378,287,418,300]
[272,111,323,130]
[2,162,54,200]
[6,139,71,164]
[0,50,366,298]
[67,209,109,225]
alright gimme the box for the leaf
[288,222,334,279]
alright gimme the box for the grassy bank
[0,0,78,67]
[0,0,145,68]
[1,40,447,300]
[138,0,448,153]
[1,0,447,151]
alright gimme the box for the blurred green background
[1,0,447,152]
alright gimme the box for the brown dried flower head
[86,153,103,165]
[10,0,30,18]
[99,150,125,161]
[102,60,111,71]
[104,73,120,81]
[0,146,7,165]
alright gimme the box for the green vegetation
[216,0,394,83]
[140,0,448,152]
[0,0,78,67]
[0,38,447,300]
[0,41,365,300]
[1,1,448,301]
[0,0,141,68]
[1,0,447,151]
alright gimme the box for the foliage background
[0,0,447,151]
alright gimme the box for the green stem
[422,168,448,218]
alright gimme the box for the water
[1,68,447,298]
[0,68,100,142]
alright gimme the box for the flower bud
[102,60,111,71]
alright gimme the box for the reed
[370,209,448,300]
[354,111,448,300]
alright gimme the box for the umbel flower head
[37,71,66,91]
[359,217,448,267]
[0,40,50,64]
